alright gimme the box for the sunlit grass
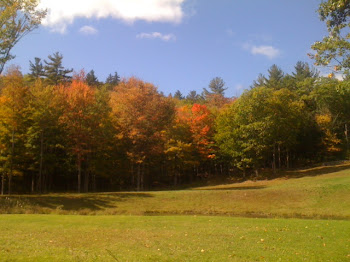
[1,164,350,219]
[0,215,349,262]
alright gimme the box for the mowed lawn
[0,164,350,261]
[0,215,349,262]
[1,164,350,218]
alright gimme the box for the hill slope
[1,163,350,219]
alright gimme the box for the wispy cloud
[79,25,98,35]
[38,0,186,33]
[136,32,176,42]
[226,29,235,37]
[244,44,281,59]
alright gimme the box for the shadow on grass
[196,186,266,191]
[15,193,153,211]
[283,163,350,179]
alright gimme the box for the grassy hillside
[0,215,349,261]
[1,163,350,219]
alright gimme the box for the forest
[0,55,349,194]
[1,0,350,194]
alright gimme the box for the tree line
[1,0,350,194]
[1,55,350,194]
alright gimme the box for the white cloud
[251,45,280,59]
[243,44,281,59]
[79,25,98,35]
[136,32,176,41]
[38,0,186,33]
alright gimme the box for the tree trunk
[131,163,134,189]
[77,153,82,193]
[84,171,89,193]
[136,164,141,192]
[1,173,5,195]
[84,154,89,193]
[38,130,44,193]
[272,143,276,175]
[286,149,290,169]
[31,173,35,193]
[9,128,15,195]
[278,144,281,169]
[345,123,349,159]
[174,172,177,187]
[141,163,144,191]
[92,173,96,192]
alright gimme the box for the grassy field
[0,215,349,261]
[1,163,350,218]
[1,164,350,261]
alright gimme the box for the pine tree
[44,52,73,85]
[29,57,44,80]
[265,64,284,89]
[292,61,318,81]
[86,70,100,87]
[105,72,120,90]
[186,90,202,103]
[174,90,184,100]
[205,77,227,96]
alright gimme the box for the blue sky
[10,0,328,97]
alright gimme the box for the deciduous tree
[310,0,350,74]
[0,0,46,74]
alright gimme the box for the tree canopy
[310,0,350,74]
[0,0,46,74]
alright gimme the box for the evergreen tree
[292,61,318,81]
[44,52,73,85]
[29,57,44,80]
[251,73,266,88]
[186,90,202,104]
[105,72,120,90]
[86,70,100,87]
[174,90,184,100]
[204,77,227,96]
[265,64,284,89]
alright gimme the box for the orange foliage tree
[58,76,98,192]
[111,77,175,190]
[177,104,215,160]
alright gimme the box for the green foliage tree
[25,80,61,193]
[86,70,100,87]
[265,64,284,89]
[44,52,73,85]
[105,72,120,90]
[29,57,44,80]
[185,90,203,104]
[173,90,184,100]
[204,77,227,96]
[310,0,350,74]
[216,86,306,175]
[0,0,46,74]
[292,61,319,81]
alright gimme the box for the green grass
[0,215,349,262]
[1,163,350,219]
[1,164,350,261]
